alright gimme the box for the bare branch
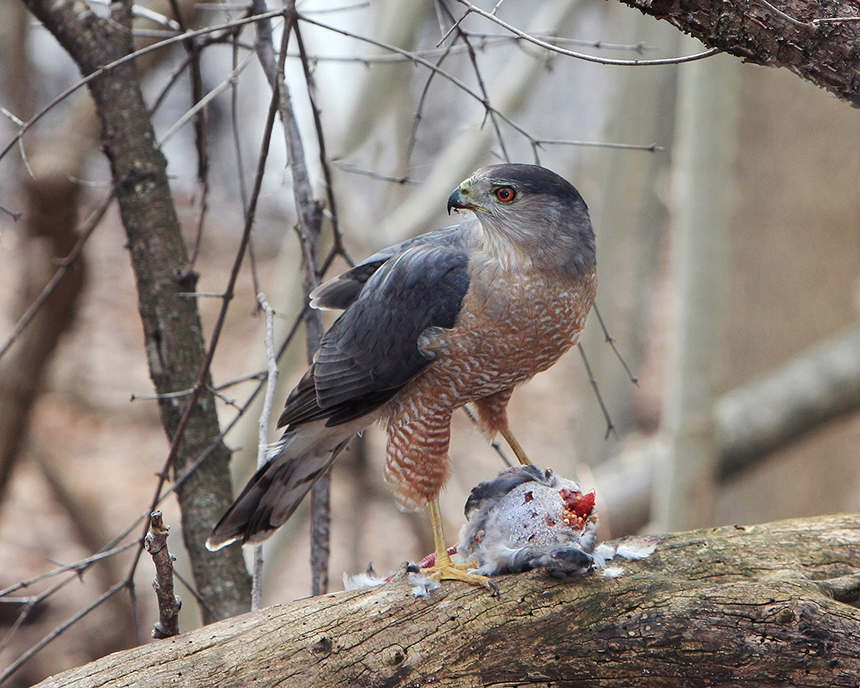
[0,189,112,362]
[455,0,720,66]
[0,9,285,166]
[0,579,128,686]
[536,137,662,152]
[298,14,539,144]
[592,304,639,385]
[294,22,351,263]
[331,160,417,185]
[437,3,509,161]
[577,343,617,440]
[252,294,278,611]
[0,542,137,599]
[158,51,255,146]
[251,0,331,595]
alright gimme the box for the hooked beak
[447,185,478,215]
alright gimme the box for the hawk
[207,163,597,588]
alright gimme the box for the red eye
[494,186,516,203]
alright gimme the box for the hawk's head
[448,164,595,275]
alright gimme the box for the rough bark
[618,0,860,106]
[20,0,251,621]
[33,513,860,687]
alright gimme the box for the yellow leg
[421,497,496,592]
[501,427,532,465]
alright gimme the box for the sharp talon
[421,558,496,592]
[488,579,500,597]
[425,497,494,591]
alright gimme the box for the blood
[559,488,596,529]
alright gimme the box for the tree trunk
[34,513,860,687]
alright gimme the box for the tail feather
[206,421,356,551]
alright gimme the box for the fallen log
[35,512,860,687]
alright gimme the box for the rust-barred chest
[414,264,597,403]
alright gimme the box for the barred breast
[382,260,597,510]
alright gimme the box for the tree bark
[617,0,860,106]
[20,0,251,621]
[33,513,860,687]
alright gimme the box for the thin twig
[437,2,509,162]
[592,304,639,385]
[406,38,454,163]
[298,14,540,146]
[173,568,216,620]
[167,0,211,267]
[0,201,23,220]
[331,160,417,185]
[812,16,860,24]
[229,35,260,296]
[294,22,351,263]
[757,0,814,29]
[149,53,194,115]
[128,578,142,647]
[0,580,129,685]
[577,343,617,441]
[252,293,279,611]
[279,34,654,64]
[0,542,136,599]
[0,9,285,166]
[454,1,721,66]
[0,189,115,362]
[159,51,255,146]
[536,138,663,152]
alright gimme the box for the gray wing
[309,224,468,311]
[278,227,471,429]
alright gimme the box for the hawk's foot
[421,551,498,594]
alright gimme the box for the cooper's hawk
[207,163,597,588]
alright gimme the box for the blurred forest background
[0,0,859,684]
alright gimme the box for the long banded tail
[206,421,355,551]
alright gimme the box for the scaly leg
[421,497,496,591]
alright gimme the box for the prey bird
[206,163,597,588]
